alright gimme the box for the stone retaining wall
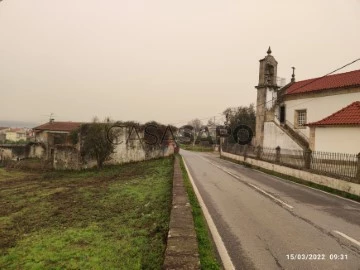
[163,157,200,269]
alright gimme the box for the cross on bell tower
[258,46,278,87]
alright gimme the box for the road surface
[181,150,360,270]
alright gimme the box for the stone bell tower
[255,47,278,147]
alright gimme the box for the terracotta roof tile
[285,69,360,95]
[307,101,360,126]
[34,122,82,132]
[8,128,26,133]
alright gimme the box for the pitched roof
[285,69,360,95]
[7,128,26,133]
[34,121,82,132]
[307,101,360,126]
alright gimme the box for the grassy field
[179,144,214,152]
[0,157,174,269]
[179,156,221,270]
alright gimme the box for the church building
[255,48,360,154]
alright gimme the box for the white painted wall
[110,129,174,164]
[285,91,360,137]
[54,127,175,169]
[263,122,302,150]
[266,87,276,110]
[314,127,360,154]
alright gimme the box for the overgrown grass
[0,168,28,181]
[179,144,214,152]
[178,155,221,270]
[0,157,174,269]
[221,156,360,203]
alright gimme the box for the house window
[295,110,307,128]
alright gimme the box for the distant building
[0,127,9,143]
[33,121,82,159]
[255,47,360,154]
[5,128,27,142]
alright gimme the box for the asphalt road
[181,150,360,270]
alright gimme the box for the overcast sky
[1,0,359,126]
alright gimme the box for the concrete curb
[163,156,200,270]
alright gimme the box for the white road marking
[182,156,236,270]
[247,183,294,209]
[333,231,360,247]
[213,152,360,206]
[257,170,360,206]
[198,156,294,210]
[198,152,360,252]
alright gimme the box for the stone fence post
[244,144,248,160]
[275,146,281,163]
[256,146,261,159]
[356,153,360,182]
[304,148,312,169]
[219,138,223,156]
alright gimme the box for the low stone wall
[52,124,177,170]
[163,157,200,269]
[0,148,13,161]
[53,141,175,170]
[53,145,80,170]
[221,151,360,197]
[0,145,27,160]
[0,142,46,162]
[28,143,46,159]
[107,126,175,165]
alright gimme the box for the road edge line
[220,156,360,206]
[333,230,360,247]
[182,155,235,270]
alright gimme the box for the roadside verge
[180,155,234,270]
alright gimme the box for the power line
[286,58,360,95]
[170,113,223,126]
[170,57,360,126]
[256,57,360,118]
[251,57,360,119]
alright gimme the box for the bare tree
[207,118,215,126]
[187,118,203,145]
[80,119,118,169]
[187,118,203,133]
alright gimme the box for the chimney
[291,67,296,82]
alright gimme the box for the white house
[255,48,360,154]
[5,128,27,142]
[306,101,360,154]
